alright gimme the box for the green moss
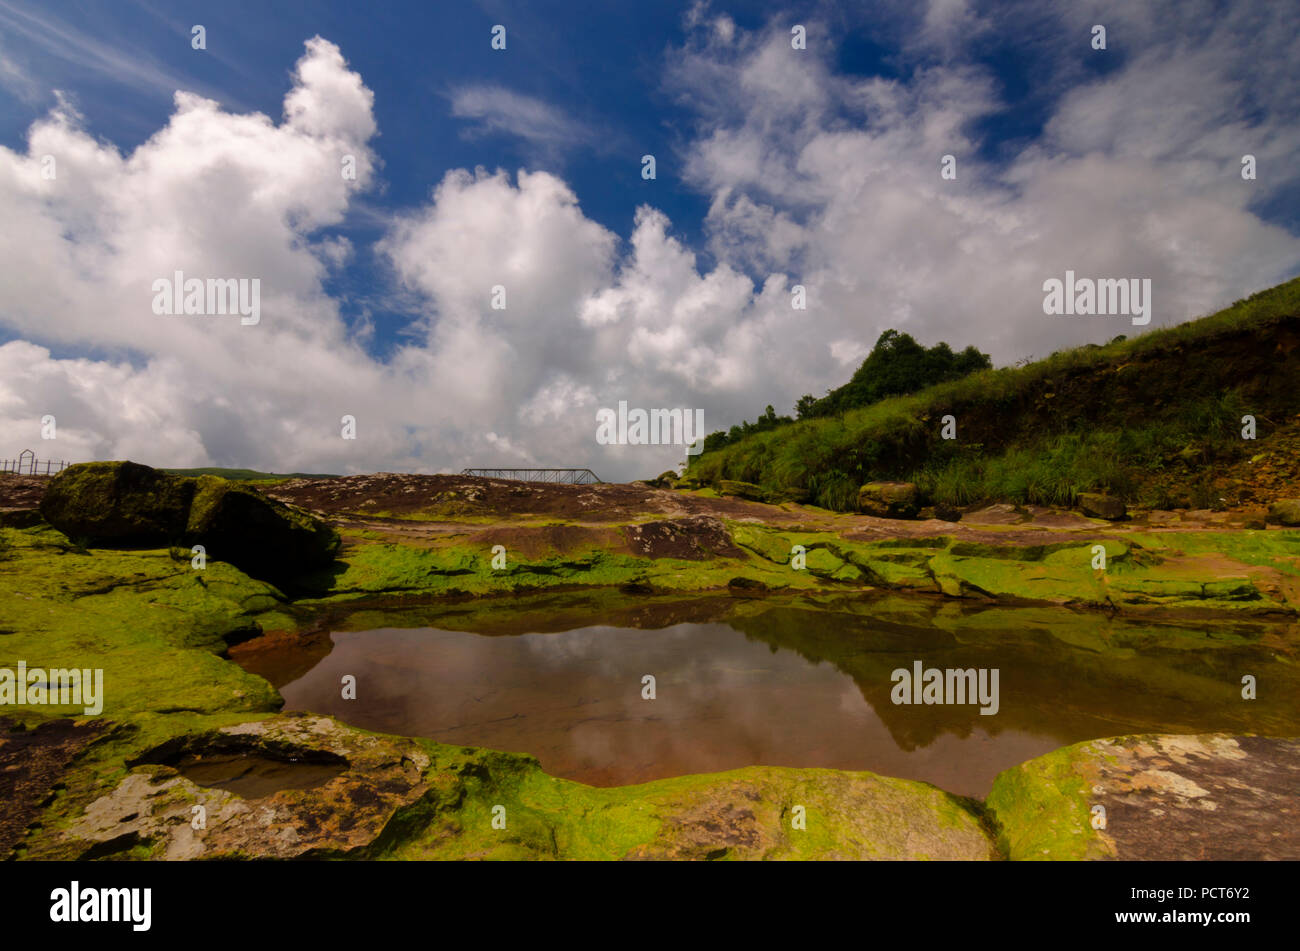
[380,754,994,861]
[39,461,194,541]
[28,708,992,861]
[985,741,1116,861]
[731,525,794,563]
[0,526,282,718]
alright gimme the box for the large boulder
[1078,493,1126,521]
[39,461,194,543]
[185,476,340,583]
[857,482,919,519]
[39,462,338,585]
[1267,499,1300,526]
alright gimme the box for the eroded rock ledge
[13,712,1294,861]
[19,712,995,861]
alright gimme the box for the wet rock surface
[620,769,995,860]
[1091,734,1300,860]
[20,710,1000,861]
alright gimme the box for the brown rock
[60,715,430,860]
[1078,492,1127,520]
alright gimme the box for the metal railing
[461,467,603,485]
[1,450,71,476]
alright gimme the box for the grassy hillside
[162,467,338,482]
[687,277,1300,511]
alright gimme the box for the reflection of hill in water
[309,589,1300,754]
[726,600,1300,751]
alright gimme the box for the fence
[461,468,603,485]
[1,450,71,476]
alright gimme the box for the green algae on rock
[37,461,339,588]
[22,711,996,861]
[39,461,194,543]
[0,524,283,721]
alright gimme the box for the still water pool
[243,595,1300,798]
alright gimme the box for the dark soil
[0,475,50,509]
[0,716,107,857]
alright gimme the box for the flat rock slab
[54,714,429,860]
[989,733,1300,860]
[623,516,745,560]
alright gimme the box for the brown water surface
[265,596,1300,797]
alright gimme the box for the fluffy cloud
[673,0,1300,399]
[0,38,394,471]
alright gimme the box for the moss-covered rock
[39,461,194,543]
[985,739,1110,861]
[858,482,919,519]
[21,711,997,861]
[37,461,338,587]
[718,480,769,502]
[185,475,340,586]
[0,525,283,720]
[1267,498,1300,526]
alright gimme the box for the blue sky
[1,0,1298,477]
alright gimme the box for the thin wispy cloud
[0,48,39,103]
[0,0,239,107]
[449,84,594,151]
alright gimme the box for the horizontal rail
[461,467,602,485]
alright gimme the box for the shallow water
[175,753,347,799]
[264,595,1300,798]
